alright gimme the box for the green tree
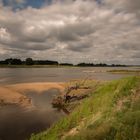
[25,58,34,65]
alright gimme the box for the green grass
[108,69,140,74]
[30,76,140,140]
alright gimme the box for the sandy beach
[0,82,65,108]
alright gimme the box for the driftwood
[64,77,90,102]
[51,78,91,114]
[52,96,70,115]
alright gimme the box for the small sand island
[0,82,65,108]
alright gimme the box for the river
[0,67,138,85]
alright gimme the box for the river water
[0,67,138,85]
[0,67,139,140]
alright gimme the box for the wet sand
[0,82,65,107]
[0,86,31,107]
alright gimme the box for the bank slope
[30,76,140,140]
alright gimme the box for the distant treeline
[0,58,126,67]
[0,58,58,65]
[77,63,126,67]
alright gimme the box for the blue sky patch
[2,0,52,9]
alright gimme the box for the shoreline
[0,82,65,108]
[0,65,139,68]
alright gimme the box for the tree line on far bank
[0,58,126,67]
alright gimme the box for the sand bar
[0,82,65,107]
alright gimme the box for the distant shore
[0,65,75,68]
[0,64,139,68]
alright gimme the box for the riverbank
[30,76,140,140]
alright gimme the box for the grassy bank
[30,76,140,140]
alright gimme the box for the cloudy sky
[0,0,140,64]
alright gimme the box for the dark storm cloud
[0,0,140,64]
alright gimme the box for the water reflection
[0,89,63,140]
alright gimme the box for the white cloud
[0,0,139,64]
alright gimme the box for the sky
[0,0,140,64]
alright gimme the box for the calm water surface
[0,67,138,85]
